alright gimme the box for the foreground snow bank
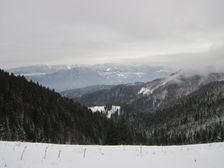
[0,141,223,168]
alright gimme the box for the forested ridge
[0,69,132,145]
[123,81,224,145]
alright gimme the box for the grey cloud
[126,44,224,72]
[0,0,224,69]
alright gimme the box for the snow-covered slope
[0,141,223,168]
[132,71,224,112]
[89,105,120,118]
[76,71,224,113]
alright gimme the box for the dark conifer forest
[0,70,132,145]
[122,81,224,145]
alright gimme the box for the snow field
[0,141,223,168]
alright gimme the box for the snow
[18,73,46,76]
[106,68,111,72]
[66,65,72,70]
[115,72,144,79]
[88,105,120,118]
[0,141,224,168]
[138,72,181,96]
[156,69,172,73]
[138,87,153,95]
[89,106,105,113]
[138,83,162,95]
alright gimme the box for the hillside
[78,83,145,106]
[61,85,114,99]
[1,69,224,146]
[72,71,224,113]
[59,71,224,145]
[124,81,224,145]
[0,70,132,145]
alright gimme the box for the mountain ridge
[0,69,132,145]
[8,64,171,91]
[69,71,224,113]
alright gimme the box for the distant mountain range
[61,85,114,99]
[64,71,224,113]
[8,64,172,92]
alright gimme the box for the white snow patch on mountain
[106,68,111,72]
[66,65,72,70]
[138,82,162,95]
[138,71,183,96]
[0,141,224,168]
[89,105,120,118]
[138,87,153,95]
[20,72,47,76]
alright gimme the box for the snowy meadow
[0,141,223,168]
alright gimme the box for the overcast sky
[0,0,224,69]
